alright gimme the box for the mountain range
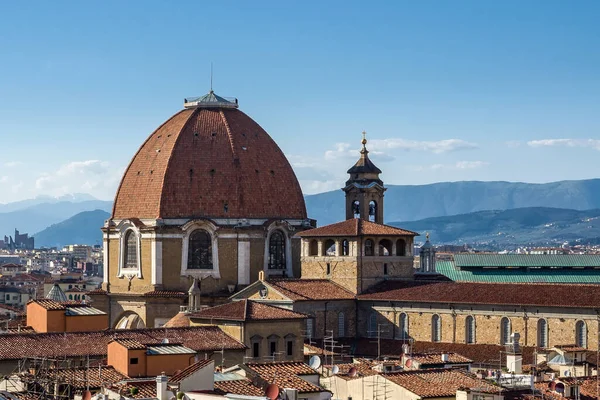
[3,178,600,248]
[305,179,600,226]
[390,207,600,247]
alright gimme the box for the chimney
[156,373,168,400]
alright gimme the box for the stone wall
[360,301,600,350]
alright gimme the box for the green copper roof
[453,254,600,268]
[437,261,600,283]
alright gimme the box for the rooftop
[454,253,600,268]
[358,280,600,309]
[265,279,356,301]
[184,90,239,109]
[384,369,500,398]
[190,299,307,322]
[0,326,246,360]
[213,378,264,397]
[297,218,418,238]
[410,352,473,365]
[244,362,325,394]
[169,359,214,383]
[436,260,600,283]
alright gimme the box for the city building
[1,229,34,251]
[93,90,314,328]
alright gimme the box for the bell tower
[343,132,386,224]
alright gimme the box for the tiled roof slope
[0,326,245,360]
[245,362,325,394]
[344,338,536,365]
[112,107,306,220]
[42,366,128,389]
[358,280,600,308]
[411,352,472,365]
[169,359,214,383]
[191,299,307,321]
[110,380,157,399]
[384,369,500,397]
[454,253,600,268]
[214,379,264,397]
[267,279,355,301]
[297,218,417,237]
[163,312,191,328]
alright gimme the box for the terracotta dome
[112,92,307,220]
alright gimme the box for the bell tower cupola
[343,132,386,224]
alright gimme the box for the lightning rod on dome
[210,62,213,92]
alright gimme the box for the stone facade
[358,301,600,350]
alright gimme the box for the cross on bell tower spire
[343,132,386,224]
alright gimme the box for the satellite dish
[332,365,340,375]
[162,338,169,344]
[405,359,412,368]
[265,383,279,400]
[82,391,92,400]
[348,367,357,378]
[309,355,321,370]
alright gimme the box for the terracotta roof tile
[266,279,355,301]
[245,362,325,393]
[323,362,378,380]
[39,366,128,390]
[359,280,600,308]
[214,379,264,397]
[112,338,146,350]
[112,107,307,220]
[30,299,65,310]
[142,290,187,298]
[190,299,307,322]
[169,359,214,383]
[297,219,418,237]
[163,312,192,328]
[110,380,157,399]
[384,369,501,398]
[0,326,245,360]
[410,352,472,365]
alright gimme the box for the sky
[0,1,599,203]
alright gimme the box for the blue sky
[0,1,599,202]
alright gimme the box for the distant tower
[343,132,386,224]
[419,233,437,273]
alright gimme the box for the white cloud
[34,160,122,199]
[527,139,600,150]
[0,176,8,183]
[369,138,478,154]
[410,161,489,172]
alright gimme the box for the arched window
[368,313,377,338]
[398,313,408,340]
[396,239,406,256]
[368,201,377,222]
[500,317,511,345]
[188,230,213,269]
[432,314,441,342]
[124,230,138,269]
[268,231,286,270]
[576,320,587,348]
[323,239,336,256]
[338,312,345,337]
[365,239,374,256]
[308,240,318,256]
[379,239,392,256]
[353,200,360,218]
[341,240,349,256]
[537,319,548,348]
[68,294,73,300]
[466,316,475,344]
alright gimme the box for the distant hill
[389,207,600,246]
[305,179,600,226]
[33,210,111,248]
[0,193,99,213]
[0,200,113,238]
